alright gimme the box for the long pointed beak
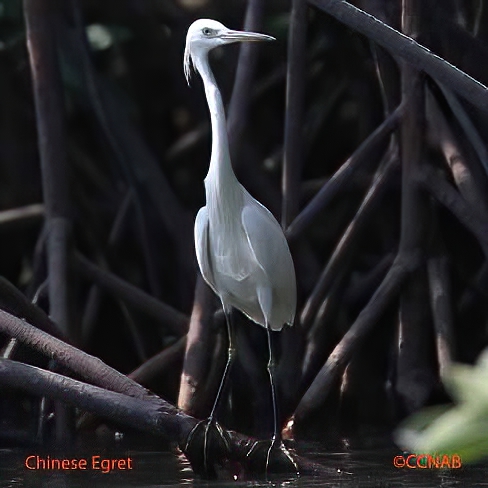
[221,29,275,43]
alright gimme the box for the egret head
[184,19,275,84]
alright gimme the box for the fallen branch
[0,358,328,477]
[0,358,186,441]
[0,308,154,403]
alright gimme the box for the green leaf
[396,347,488,464]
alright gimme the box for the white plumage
[186,19,296,331]
[184,20,297,465]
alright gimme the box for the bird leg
[244,435,299,475]
[183,305,234,477]
[243,325,298,475]
[209,305,235,421]
[265,323,299,475]
[257,288,281,444]
[244,287,299,475]
[183,416,230,478]
[266,324,279,446]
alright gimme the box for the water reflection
[0,445,487,487]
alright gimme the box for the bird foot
[245,437,299,476]
[182,417,231,478]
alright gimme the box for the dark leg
[262,321,298,475]
[183,305,234,476]
[202,305,234,473]
[265,324,279,471]
[266,324,279,443]
[242,325,299,475]
[246,288,299,475]
[209,305,235,420]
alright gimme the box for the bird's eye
[202,27,213,36]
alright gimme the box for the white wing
[241,200,291,277]
[241,199,297,328]
[194,206,218,294]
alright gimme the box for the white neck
[194,53,237,186]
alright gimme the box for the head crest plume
[183,38,194,86]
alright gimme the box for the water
[1,445,487,487]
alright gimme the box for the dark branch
[0,277,64,340]
[0,358,186,441]
[74,252,188,336]
[416,167,488,257]
[177,276,217,417]
[0,358,324,477]
[282,0,307,227]
[427,88,488,219]
[0,204,44,226]
[24,0,72,340]
[227,0,265,155]
[308,0,488,111]
[300,149,399,329]
[286,104,403,240]
[295,251,421,419]
[0,309,154,403]
[427,252,454,378]
[130,336,186,385]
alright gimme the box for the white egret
[184,19,297,472]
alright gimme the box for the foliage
[397,348,488,464]
[0,0,488,472]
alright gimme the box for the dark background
[1,0,488,450]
